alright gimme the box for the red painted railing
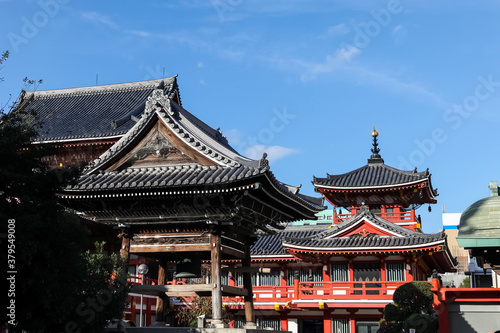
[250,281,406,302]
[127,276,405,301]
[333,210,417,225]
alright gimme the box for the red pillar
[380,258,386,295]
[294,271,300,299]
[349,309,357,333]
[405,259,413,282]
[323,309,331,333]
[281,312,288,331]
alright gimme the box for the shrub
[402,313,437,333]
[393,281,434,316]
[377,319,402,333]
[384,303,405,322]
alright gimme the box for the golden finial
[371,126,379,137]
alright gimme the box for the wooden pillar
[243,243,256,328]
[146,297,152,327]
[156,258,169,323]
[131,296,137,324]
[211,233,225,327]
[120,232,131,261]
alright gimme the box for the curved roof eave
[282,239,446,252]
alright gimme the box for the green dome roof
[457,195,500,247]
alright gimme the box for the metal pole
[140,273,144,327]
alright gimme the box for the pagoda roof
[20,77,181,142]
[312,130,438,207]
[313,162,433,190]
[282,207,446,251]
[250,207,448,257]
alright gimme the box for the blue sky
[1,0,500,233]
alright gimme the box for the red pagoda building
[218,129,455,333]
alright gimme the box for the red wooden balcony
[249,280,406,302]
[333,209,419,228]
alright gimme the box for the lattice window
[331,263,349,282]
[386,263,405,281]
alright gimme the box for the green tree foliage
[378,281,438,333]
[1,62,127,332]
[458,277,470,288]
[0,50,9,82]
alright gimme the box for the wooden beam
[130,244,212,253]
[221,266,270,273]
[221,285,249,297]
[221,246,246,259]
[130,284,213,296]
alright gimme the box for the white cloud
[81,11,120,30]
[348,65,447,108]
[126,29,152,37]
[197,62,204,68]
[328,24,349,36]
[392,24,407,42]
[300,46,361,81]
[245,145,298,164]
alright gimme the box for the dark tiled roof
[282,209,446,250]
[64,164,325,212]
[284,232,445,250]
[251,225,328,256]
[85,89,263,172]
[313,162,431,189]
[21,77,179,142]
[68,164,265,191]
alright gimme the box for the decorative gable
[105,117,215,172]
[332,219,397,238]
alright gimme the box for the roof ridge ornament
[145,89,174,118]
[258,153,270,170]
[368,126,384,164]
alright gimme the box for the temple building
[21,78,458,332]
[21,77,324,329]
